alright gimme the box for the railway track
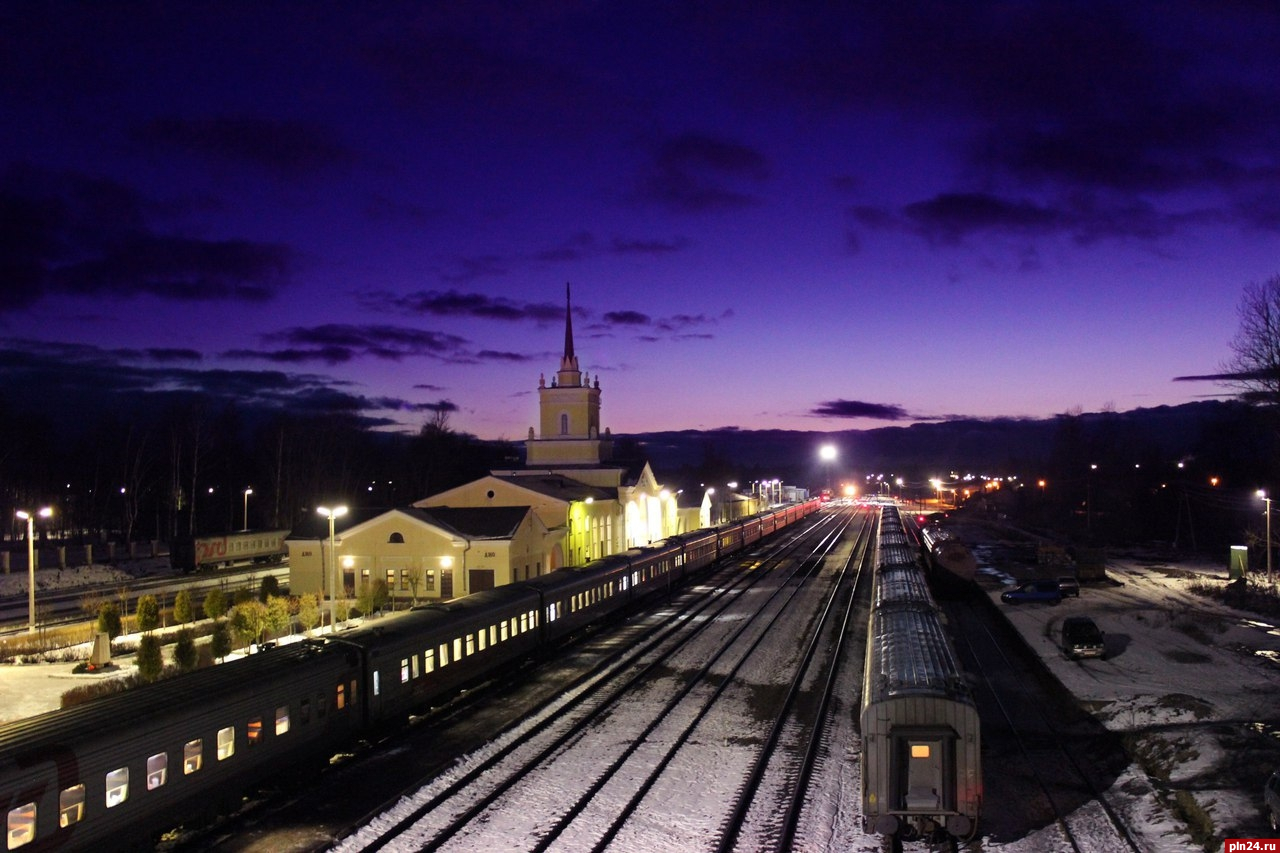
[334,508,866,852]
[716,508,873,851]
[947,595,1144,852]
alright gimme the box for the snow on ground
[975,544,1280,846]
[0,560,161,598]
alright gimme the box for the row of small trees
[91,576,398,684]
[93,581,338,683]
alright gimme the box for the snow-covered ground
[974,545,1280,846]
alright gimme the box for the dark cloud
[226,322,537,367]
[474,350,533,363]
[269,324,470,363]
[362,289,563,323]
[610,237,689,255]
[0,337,433,429]
[605,310,651,326]
[639,133,769,212]
[1173,370,1262,382]
[811,399,913,420]
[370,396,458,414]
[116,347,203,363]
[853,191,1194,246]
[0,164,292,312]
[133,116,356,177]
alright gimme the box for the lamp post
[242,488,253,531]
[16,507,52,634]
[317,505,348,631]
[1258,490,1273,584]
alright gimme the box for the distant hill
[628,400,1255,481]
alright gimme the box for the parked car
[1061,616,1106,659]
[1058,575,1081,597]
[1000,579,1062,605]
[1266,770,1280,832]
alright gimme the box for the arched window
[560,413,569,435]
[388,532,405,544]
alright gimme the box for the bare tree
[1225,275,1280,407]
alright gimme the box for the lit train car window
[438,643,449,666]
[545,602,559,623]
[248,717,263,745]
[58,785,84,828]
[275,706,290,735]
[453,637,463,661]
[519,614,527,634]
[105,767,129,807]
[500,621,509,642]
[465,634,475,655]
[373,671,380,696]
[184,740,203,774]
[400,659,410,683]
[411,655,420,678]
[217,727,235,760]
[477,631,486,651]
[146,753,167,789]
[489,625,497,646]
[7,802,35,848]
[424,649,435,672]
[337,684,346,709]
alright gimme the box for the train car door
[893,727,955,811]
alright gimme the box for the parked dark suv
[1058,575,1080,597]
[1000,579,1062,605]
[1062,616,1106,660]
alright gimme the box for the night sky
[2,3,1275,440]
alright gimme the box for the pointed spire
[563,282,575,362]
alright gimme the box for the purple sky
[1,3,1274,440]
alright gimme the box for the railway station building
[288,286,685,604]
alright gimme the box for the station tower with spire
[525,283,613,467]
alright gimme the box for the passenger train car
[170,529,291,573]
[861,505,981,843]
[0,500,819,852]
[919,523,978,588]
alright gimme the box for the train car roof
[0,639,351,755]
[876,542,917,569]
[872,564,937,610]
[865,607,970,703]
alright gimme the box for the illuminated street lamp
[242,487,253,531]
[317,505,348,630]
[819,444,837,493]
[16,507,52,634]
[1258,490,1273,584]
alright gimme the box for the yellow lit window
[59,785,84,828]
[8,803,36,848]
[184,739,203,774]
[217,726,235,760]
[105,768,128,808]
[911,744,931,759]
[146,753,167,789]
